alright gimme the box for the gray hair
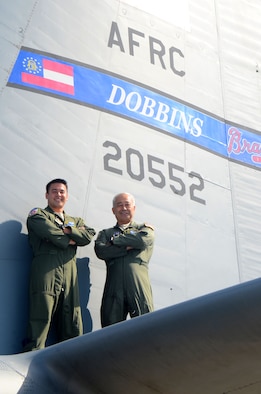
[112,193,135,207]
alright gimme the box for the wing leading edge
[2,278,261,393]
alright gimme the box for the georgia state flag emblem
[22,57,43,75]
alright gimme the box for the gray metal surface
[1,278,261,393]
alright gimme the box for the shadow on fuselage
[0,220,93,354]
[0,220,32,355]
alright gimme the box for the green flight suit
[94,221,154,327]
[24,206,96,351]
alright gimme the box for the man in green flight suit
[94,192,154,327]
[23,178,96,351]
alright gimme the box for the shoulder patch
[28,207,39,217]
[144,223,154,230]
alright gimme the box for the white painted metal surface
[0,0,261,358]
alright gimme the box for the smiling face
[112,193,136,226]
[45,182,68,213]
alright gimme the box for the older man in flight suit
[23,178,96,351]
[94,192,154,327]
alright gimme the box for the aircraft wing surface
[2,278,261,394]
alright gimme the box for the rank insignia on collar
[55,217,64,227]
[144,223,154,230]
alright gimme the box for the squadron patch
[28,207,39,217]
[64,221,75,227]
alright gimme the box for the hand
[126,246,133,250]
[69,239,76,245]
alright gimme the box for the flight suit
[94,221,154,327]
[24,206,96,351]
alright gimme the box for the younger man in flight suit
[23,178,96,351]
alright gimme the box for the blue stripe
[7,48,261,169]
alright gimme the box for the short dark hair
[46,178,68,193]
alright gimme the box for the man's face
[45,182,68,212]
[112,193,135,225]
